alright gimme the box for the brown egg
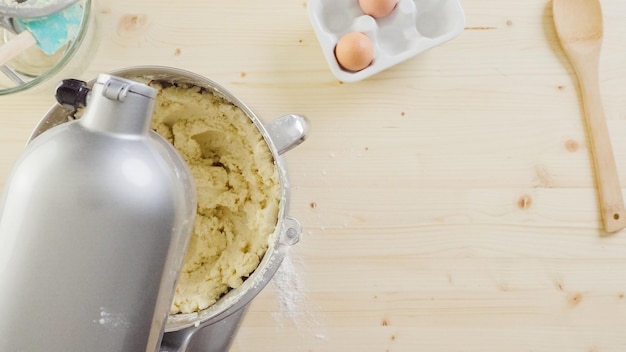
[334,32,374,72]
[358,0,399,18]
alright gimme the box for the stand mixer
[0,73,197,351]
[0,66,309,351]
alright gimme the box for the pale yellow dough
[147,82,280,315]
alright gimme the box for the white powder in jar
[2,0,61,8]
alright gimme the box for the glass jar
[0,0,96,95]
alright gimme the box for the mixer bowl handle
[265,114,310,155]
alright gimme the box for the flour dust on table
[272,253,328,342]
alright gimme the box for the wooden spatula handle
[572,51,626,233]
[0,31,36,67]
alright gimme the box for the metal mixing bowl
[30,66,310,351]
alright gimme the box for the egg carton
[308,0,466,82]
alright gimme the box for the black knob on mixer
[55,79,90,111]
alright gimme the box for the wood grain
[0,0,625,351]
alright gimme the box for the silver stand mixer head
[0,74,196,351]
[1,66,310,351]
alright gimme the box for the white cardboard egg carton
[308,0,466,82]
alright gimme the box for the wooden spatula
[553,0,626,233]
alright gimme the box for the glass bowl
[0,0,96,95]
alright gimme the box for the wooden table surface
[2,0,626,351]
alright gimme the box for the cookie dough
[147,81,281,315]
